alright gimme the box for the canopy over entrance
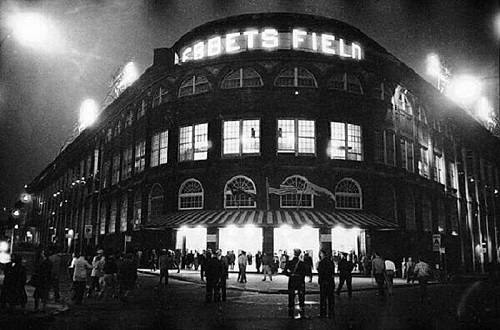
[146,210,397,230]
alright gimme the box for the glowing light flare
[118,62,139,90]
[426,53,442,78]
[20,193,31,203]
[0,241,9,253]
[12,209,20,218]
[79,99,98,130]
[445,75,482,105]
[477,97,493,122]
[6,13,61,52]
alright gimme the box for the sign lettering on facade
[176,28,363,64]
[84,225,93,239]
[432,234,441,252]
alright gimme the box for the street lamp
[78,99,99,132]
[3,12,60,52]
[445,75,482,106]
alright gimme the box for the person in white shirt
[73,253,92,305]
[384,259,396,296]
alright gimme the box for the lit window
[152,86,170,108]
[102,161,110,189]
[330,122,363,161]
[224,176,257,208]
[400,138,414,172]
[335,178,362,210]
[280,175,313,208]
[179,123,208,162]
[221,68,263,89]
[328,73,363,94]
[138,99,147,118]
[111,154,120,185]
[179,179,203,210]
[277,119,315,155]
[434,153,445,184]
[106,128,113,142]
[121,147,133,180]
[223,120,260,156]
[133,190,142,230]
[109,199,117,234]
[275,67,317,87]
[178,75,211,98]
[151,130,168,167]
[395,87,413,115]
[120,196,128,233]
[374,130,395,166]
[418,147,430,178]
[134,140,146,173]
[148,184,164,222]
[99,202,107,235]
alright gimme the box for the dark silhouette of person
[336,253,354,297]
[283,249,308,318]
[0,254,27,309]
[205,251,223,303]
[317,250,335,319]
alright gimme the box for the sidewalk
[138,268,418,294]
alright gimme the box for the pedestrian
[175,249,181,273]
[413,257,431,303]
[228,250,235,270]
[98,255,118,301]
[186,250,194,270]
[194,251,200,270]
[317,250,335,319]
[371,252,386,297]
[280,251,289,271]
[117,253,138,304]
[284,249,308,319]
[362,254,371,276]
[158,249,169,285]
[72,251,92,305]
[261,252,273,281]
[303,252,313,283]
[237,250,247,283]
[255,251,262,273]
[205,251,222,303]
[87,249,105,298]
[384,258,396,296]
[405,257,416,284]
[217,249,229,302]
[0,254,27,310]
[149,249,158,272]
[136,248,143,268]
[48,248,62,302]
[67,252,77,280]
[32,250,52,312]
[336,253,354,297]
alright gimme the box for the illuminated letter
[339,39,351,58]
[193,41,204,60]
[226,32,241,53]
[243,30,258,49]
[311,32,318,51]
[207,36,222,57]
[321,34,335,55]
[292,29,307,49]
[261,28,279,48]
[181,47,192,63]
[352,43,362,60]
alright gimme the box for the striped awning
[146,210,397,230]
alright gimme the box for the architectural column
[263,226,274,255]
[480,157,493,263]
[461,147,476,271]
[472,152,485,273]
[319,227,332,254]
[453,146,466,266]
[488,164,498,263]
[206,227,218,252]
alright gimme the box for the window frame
[279,175,314,209]
[179,123,208,162]
[178,179,204,210]
[222,119,260,157]
[330,122,363,161]
[335,178,363,210]
[178,75,211,98]
[221,68,264,89]
[274,67,318,88]
[224,175,257,209]
[277,119,316,156]
[134,140,146,173]
[328,73,363,94]
[151,130,169,167]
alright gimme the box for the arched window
[178,75,211,98]
[280,175,313,208]
[274,67,317,88]
[224,176,257,208]
[133,190,142,230]
[148,184,164,222]
[335,178,362,210]
[221,68,263,89]
[120,195,128,232]
[405,188,416,230]
[328,73,363,94]
[178,179,203,210]
[372,80,394,101]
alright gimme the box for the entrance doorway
[274,225,320,269]
[175,226,207,254]
[219,225,263,272]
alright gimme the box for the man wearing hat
[87,249,105,298]
[158,249,170,285]
[283,249,308,318]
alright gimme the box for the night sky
[0,0,498,217]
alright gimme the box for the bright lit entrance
[331,227,361,257]
[274,225,320,268]
[176,226,207,253]
[219,225,263,272]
